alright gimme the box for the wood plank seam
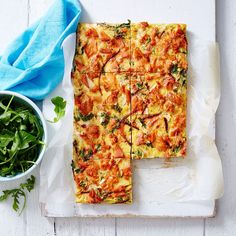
[27,0,30,27]
[23,211,27,236]
[115,218,117,236]
[204,219,206,236]
[54,221,57,236]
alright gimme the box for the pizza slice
[72,72,132,203]
[131,73,187,158]
[74,22,131,74]
[72,155,132,204]
[131,113,186,159]
[131,23,187,73]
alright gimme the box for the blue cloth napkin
[0,0,81,100]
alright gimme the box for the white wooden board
[79,0,216,218]
[0,4,217,236]
[4,0,236,235]
[79,0,215,41]
[40,0,218,218]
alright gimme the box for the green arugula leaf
[0,130,14,147]
[100,112,110,127]
[136,82,143,89]
[115,20,131,38]
[71,160,75,171]
[77,112,94,122]
[0,175,35,215]
[172,145,181,153]
[49,96,67,123]
[0,147,7,155]
[12,190,22,212]
[0,111,12,125]
[96,144,101,152]
[138,117,146,128]
[9,131,21,158]
[170,64,178,74]
[135,150,144,158]
[18,131,37,149]
[112,104,122,113]
[20,175,36,192]
[79,148,93,161]
[0,190,12,201]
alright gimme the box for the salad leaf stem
[0,175,36,215]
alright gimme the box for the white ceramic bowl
[0,91,47,182]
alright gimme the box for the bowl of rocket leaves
[0,91,47,181]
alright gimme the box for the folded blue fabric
[0,0,81,100]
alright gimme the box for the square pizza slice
[74,22,131,74]
[72,72,131,119]
[72,71,132,155]
[130,23,187,73]
[131,113,186,159]
[72,155,132,204]
[131,72,187,115]
[130,72,187,159]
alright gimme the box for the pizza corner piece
[72,149,132,204]
[74,21,131,74]
[130,22,187,73]
[72,125,132,203]
[72,72,132,204]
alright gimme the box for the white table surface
[0,0,233,235]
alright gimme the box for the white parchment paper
[39,33,223,217]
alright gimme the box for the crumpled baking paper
[39,33,223,217]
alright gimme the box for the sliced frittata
[72,153,132,204]
[72,21,188,204]
[74,22,131,73]
[131,23,187,73]
[72,72,132,203]
[131,72,187,159]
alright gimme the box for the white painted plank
[0,0,28,235]
[205,0,236,234]
[25,168,55,236]
[28,0,54,25]
[56,218,115,236]
[0,177,27,236]
[43,0,217,219]
[0,0,219,235]
[79,0,215,41]
[21,1,56,236]
[117,218,204,236]
[0,0,28,53]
